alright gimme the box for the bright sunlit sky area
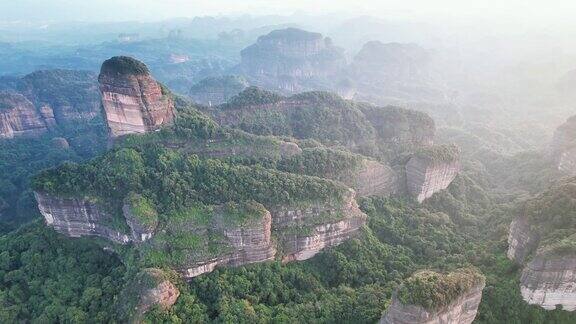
[1,0,576,28]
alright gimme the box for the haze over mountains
[1,5,576,323]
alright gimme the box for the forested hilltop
[1,56,575,324]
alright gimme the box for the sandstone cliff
[406,145,461,203]
[18,69,101,127]
[519,253,576,311]
[272,189,367,262]
[116,268,180,323]
[507,179,576,311]
[238,28,346,94]
[0,91,48,139]
[35,191,131,244]
[550,115,576,175]
[380,269,485,324]
[99,56,175,137]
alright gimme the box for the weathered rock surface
[117,268,180,323]
[519,255,576,311]
[34,191,131,244]
[238,28,346,93]
[182,208,276,278]
[0,70,102,129]
[507,216,540,264]
[351,159,398,197]
[380,283,485,324]
[18,69,101,127]
[550,115,576,175]
[507,180,576,311]
[99,56,175,137]
[273,189,367,262]
[0,92,48,138]
[405,147,461,203]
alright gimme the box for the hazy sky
[1,0,576,27]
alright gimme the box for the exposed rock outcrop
[18,69,101,127]
[0,92,48,138]
[507,179,576,311]
[520,255,576,311]
[34,191,131,244]
[381,284,484,324]
[273,189,367,262]
[117,268,180,323]
[550,115,576,175]
[406,145,461,203]
[238,28,346,94]
[507,216,540,264]
[352,159,398,197]
[98,56,175,137]
[380,269,485,324]
[181,205,276,278]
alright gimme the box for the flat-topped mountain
[238,28,346,93]
[99,56,175,137]
[507,178,576,311]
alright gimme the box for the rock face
[238,28,346,93]
[351,160,398,197]
[550,115,576,175]
[117,268,180,323]
[189,75,248,106]
[34,191,131,244]
[273,189,367,262]
[181,207,276,278]
[507,180,576,311]
[380,283,485,324]
[18,69,101,127]
[405,146,461,203]
[0,69,102,130]
[98,56,175,137]
[0,92,48,138]
[520,255,576,311]
[507,216,540,264]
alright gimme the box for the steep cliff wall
[550,115,576,175]
[34,191,131,244]
[406,145,461,203]
[380,284,484,324]
[180,206,276,278]
[273,189,367,262]
[350,159,398,197]
[116,268,180,323]
[0,92,48,139]
[380,269,485,324]
[18,69,101,127]
[99,56,175,137]
[507,216,540,264]
[520,255,576,311]
[507,179,576,311]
